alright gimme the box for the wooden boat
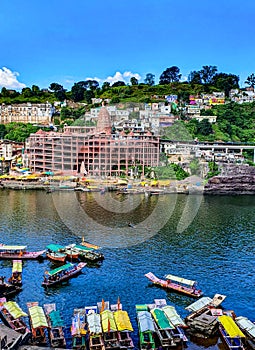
[135,305,156,349]
[27,302,49,346]
[85,305,105,350]
[145,272,203,298]
[236,316,255,350]
[0,276,22,298]
[218,315,245,350]
[0,299,31,343]
[100,309,120,350]
[46,244,67,263]
[0,245,45,260]
[73,244,104,262]
[71,308,87,349]
[44,303,66,348]
[81,238,101,250]
[185,295,226,337]
[150,306,180,347]
[42,262,86,287]
[8,260,22,286]
[113,309,134,349]
[60,244,80,261]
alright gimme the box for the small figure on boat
[128,222,135,228]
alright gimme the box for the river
[0,189,254,349]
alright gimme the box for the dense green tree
[71,82,86,102]
[245,73,255,88]
[197,119,213,136]
[159,66,181,84]
[5,123,39,142]
[130,77,138,85]
[199,65,217,84]
[0,124,7,139]
[21,87,33,98]
[211,73,239,96]
[112,81,126,87]
[1,87,10,97]
[84,80,99,91]
[49,83,66,101]
[31,85,40,95]
[188,71,202,84]
[101,82,110,91]
[84,90,95,104]
[144,73,155,86]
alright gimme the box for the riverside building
[26,106,160,176]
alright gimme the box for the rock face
[204,164,255,195]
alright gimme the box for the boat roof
[46,244,64,252]
[74,244,93,252]
[4,301,27,318]
[136,304,149,312]
[185,297,213,312]
[49,310,65,327]
[236,316,255,338]
[87,312,102,334]
[218,315,245,338]
[162,305,186,327]
[28,305,48,328]
[0,245,27,251]
[114,310,133,332]
[12,260,22,273]
[137,311,155,333]
[45,263,74,276]
[151,308,174,330]
[165,274,196,287]
[101,310,117,332]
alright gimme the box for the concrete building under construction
[26,106,160,176]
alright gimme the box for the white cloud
[86,71,141,85]
[0,67,26,89]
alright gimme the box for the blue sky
[1,0,255,90]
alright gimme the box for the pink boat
[0,245,45,260]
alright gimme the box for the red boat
[145,272,203,298]
[0,245,45,260]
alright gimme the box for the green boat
[135,305,156,349]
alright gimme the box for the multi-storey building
[27,106,159,176]
[0,102,54,124]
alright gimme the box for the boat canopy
[87,312,102,334]
[101,310,117,332]
[12,260,22,273]
[236,316,255,338]
[151,308,174,330]
[218,316,245,338]
[162,306,186,327]
[0,245,27,251]
[114,310,133,332]
[49,310,65,327]
[4,301,27,318]
[45,263,74,276]
[29,306,48,328]
[185,297,213,312]
[165,274,196,287]
[46,244,64,252]
[74,244,94,252]
[137,311,155,333]
[136,304,149,312]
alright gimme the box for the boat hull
[42,263,86,287]
[0,250,45,260]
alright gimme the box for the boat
[71,308,87,349]
[236,316,255,349]
[0,298,31,343]
[0,245,45,260]
[100,309,120,350]
[185,295,226,337]
[85,305,105,350]
[59,244,80,261]
[27,302,49,346]
[150,306,181,347]
[44,303,66,348]
[72,244,104,262]
[81,238,101,250]
[46,244,67,263]
[113,308,134,349]
[8,260,22,286]
[218,315,245,350]
[42,262,86,287]
[135,304,156,349]
[145,272,203,298]
[0,276,22,298]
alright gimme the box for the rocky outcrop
[204,164,255,195]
